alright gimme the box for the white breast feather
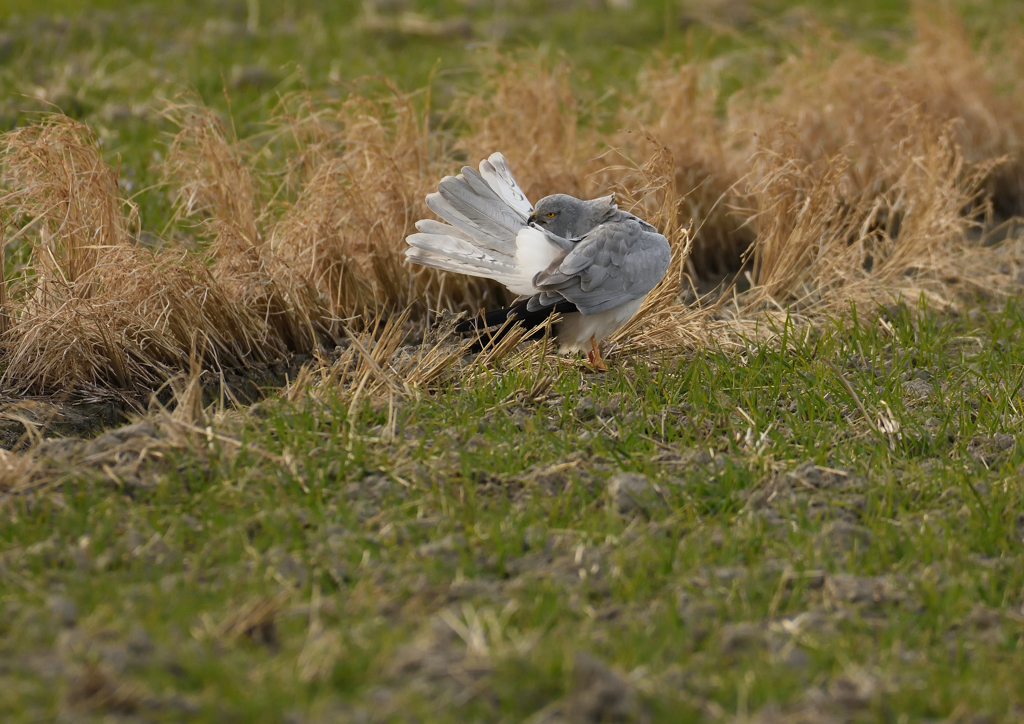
[556,298,644,352]
[508,226,561,296]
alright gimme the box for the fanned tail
[418,152,533,259]
[406,153,536,275]
[478,152,534,218]
[407,152,569,299]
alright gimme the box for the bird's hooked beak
[527,212,536,224]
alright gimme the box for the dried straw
[1,18,1023,401]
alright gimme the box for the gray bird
[405,152,671,366]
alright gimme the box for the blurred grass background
[1,0,996,231]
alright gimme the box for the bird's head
[528,193,617,239]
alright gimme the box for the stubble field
[3,1,1024,721]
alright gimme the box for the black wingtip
[455,299,578,351]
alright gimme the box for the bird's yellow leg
[589,336,607,371]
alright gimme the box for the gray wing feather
[531,219,671,315]
[526,291,566,312]
[415,218,477,243]
[406,234,519,286]
[582,261,608,291]
[406,233,507,269]
[437,174,522,235]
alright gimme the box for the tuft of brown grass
[742,117,996,311]
[727,11,1024,215]
[453,58,597,203]
[165,104,325,354]
[617,13,1024,332]
[289,310,471,408]
[619,60,752,281]
[261,88,493,321]
[0,118,271,398]
[3,19,1024,402]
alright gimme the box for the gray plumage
[530,194,609,238]
[405,152,672,355]
[528,205,670,315]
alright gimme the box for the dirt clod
[65,665,139,714]
[719,622,765,655]
[815,521,873,553]
[566,652,641,724]
[607,473,660,517]
[47,596,78,628]
[824,574,905,610]
[902,378,934,400]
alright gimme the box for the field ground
[3,1,1024,722]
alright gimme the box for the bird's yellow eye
[546,212,556,218]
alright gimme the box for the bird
[405,152,671,368]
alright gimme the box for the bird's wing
[529,219,671,315]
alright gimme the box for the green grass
[4,0,1024,721]
[5,298,1024,721]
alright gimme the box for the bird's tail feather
[424,193,511,253]
[405,233,520,287]
[420,153,532,260]
[435,168,526,243]
[479,153,534,218]
[407,152,542,296]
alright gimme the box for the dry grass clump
[617,12,1024,298]
[263,88,497,321]
[619,60,752,281]
[4,17,1024,402]
[0,117,277,398]
[453,59,600,203]
[165,105,325,354]
[894,11,1024,220]
[619,13,1024,323]
[727,12,1024,217]
[743,117,996,310]
[723,14,1024,311]
[289,311,471,408]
